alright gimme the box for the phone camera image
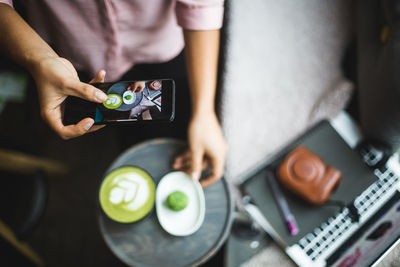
[97,80,163,123]
[63,79,174,126]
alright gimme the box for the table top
[98,138,234,267]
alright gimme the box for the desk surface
[98,139,233,267]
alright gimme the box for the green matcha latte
[99,166,155,223]
[103,94,122,109]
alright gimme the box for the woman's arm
[0,3,56,70]
[0,3,107,139]
[173,29,228,187]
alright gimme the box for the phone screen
[63,79,175,125]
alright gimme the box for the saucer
[156,171,205,236]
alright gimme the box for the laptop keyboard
[296,151,400,261]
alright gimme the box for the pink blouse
[0,0,224,80]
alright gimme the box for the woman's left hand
[127,81,145,93]
[173,111,228,187]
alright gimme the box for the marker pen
[266,170,299,236]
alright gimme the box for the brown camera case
[277,146,342,205]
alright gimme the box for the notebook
[241,118,400,267]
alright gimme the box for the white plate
[156,171,205,236]
[122,90,136,105]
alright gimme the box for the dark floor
[0,82,224,266]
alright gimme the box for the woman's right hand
[0,5,107,139]
[30,57,108,139]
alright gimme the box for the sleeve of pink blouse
[0,0,13,7]
[175,0,224,30]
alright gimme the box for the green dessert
[99,166,155,223]
[125,95,132,100]
[166,191,188,211]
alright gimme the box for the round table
[98,139,234,267]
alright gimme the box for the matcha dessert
[166,191,188,211]
[122,90,135,104]
[99,166,155,223]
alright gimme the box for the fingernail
[192,172,200,180]
[101,70,106,79]
[84,121,94,131]
[95,91,107,102]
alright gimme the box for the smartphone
[63,79,175,125]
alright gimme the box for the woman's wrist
[190,90,217,119]
[191,107,217,121]
[27,55,56,75]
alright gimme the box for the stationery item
[266,170,299,236]
[277,146,342,205]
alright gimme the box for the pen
[266,170,299,236]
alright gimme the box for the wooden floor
[1,95,124,266]
[0,85,223,266]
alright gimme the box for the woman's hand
[31,56,107,139]
[173,112,228,187]
[127,81,146,93]
[0,6,107,139]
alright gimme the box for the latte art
[106,95,121,105]
[103,94,122,109]
[99,166,155,223]
[108,174,150,211]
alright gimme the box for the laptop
[241,113,400,267]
